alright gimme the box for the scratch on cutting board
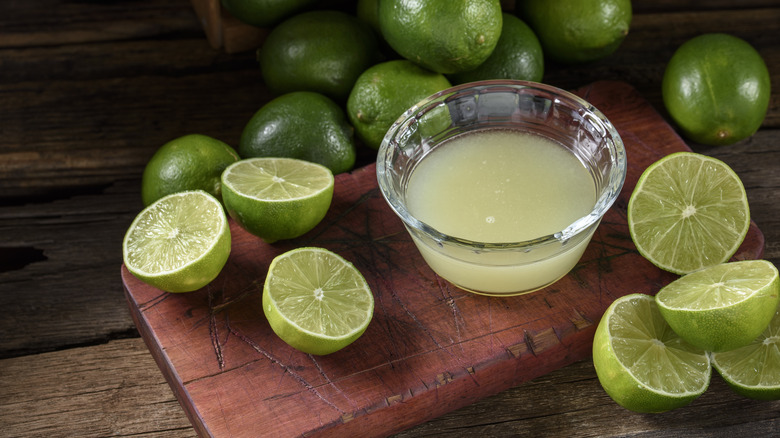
[228,325,345,415]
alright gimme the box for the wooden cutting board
[122,81,765,438]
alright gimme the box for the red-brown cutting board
[122,81,765,438]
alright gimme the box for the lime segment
[712,308,780,400]
[655,260,780,352]
[627,152,750,275]
[221,157,334,243]
[593,294,711,413]
[123,190,231,292]
[263,247,374,355]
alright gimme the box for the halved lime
[656,260,780,353]
[263,247,374,355]
[593,294,711,413]
[221,157,334,243]
[627,152,750,275]
[123,190,231,292]
[712,307,780,400]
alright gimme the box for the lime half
[628,152,750,275]
[221,157,334,243]
[656,260,780,353]
[123,190,231,292]
[712,307,780,400]
[263,247,374,355]
[593,294,711,413]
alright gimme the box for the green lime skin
[356,0,381,35]
[656,260,780,353]
[219,0,317,28]
[239,92,357,174]
[347,59,452,150]
[449,14,544,84]
[221,158,335,244]
[662,33,771,146]
[519,0,632,64]
[258,10,379,102]
[141,134,239,207]
[378,0,503,74]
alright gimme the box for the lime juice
[404,129,598,294]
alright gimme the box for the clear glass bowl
[376,80,627,296]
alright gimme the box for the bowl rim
[376,79,627,252]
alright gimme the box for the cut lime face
[593,294,711,413]
[123,190,231,293]
[627,152,750,275]
[712,307,780,400]
[655,260,780,353]
[221,157,334,243]
[263,247,374,355]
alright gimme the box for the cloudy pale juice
[405,129,597,294]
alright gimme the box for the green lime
[356,0,381,35]
[712,306,780,400]
[123,191,231,293]
[593,294,711,413]
[662,33,771,146]
[346,59,451,149]
[627,152,750,275]
[519,0,631,64]
[449,14,544,84]
[263,247,374,355]
[655,260,780,353]
[378,0,503,74]
[141,134,239,206]
[221,157,334,243]
[219,0,317,28]
[258,10,379,102]
[239,91,356,174]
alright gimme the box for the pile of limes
[593,151,780,413]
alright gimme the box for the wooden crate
[190,0,269,53]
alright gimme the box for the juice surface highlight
[406,129,596,243]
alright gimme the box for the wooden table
[1,1,778,436]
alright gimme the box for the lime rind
[221,157,335,242]
[712,308,780,400]
[593,294,711,413]
[223,158,334,202]
[123,190,231,292]
[655,260,780,352]
[628,152,750,275]
[263,247,374,355]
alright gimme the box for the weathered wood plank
[0,0,202,48]
[0,338,194,437]
[2,338,778,438]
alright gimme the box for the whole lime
[239,91,357,174]
[519,0,632,64]
[219,0,317,28]
[378,0,503,74]
[449,14,544,84]
[258,10,379,102]
[662,33,771,146]
[347,59,452,150]
[141,134,239,206]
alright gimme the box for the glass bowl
[376,80,627,296]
